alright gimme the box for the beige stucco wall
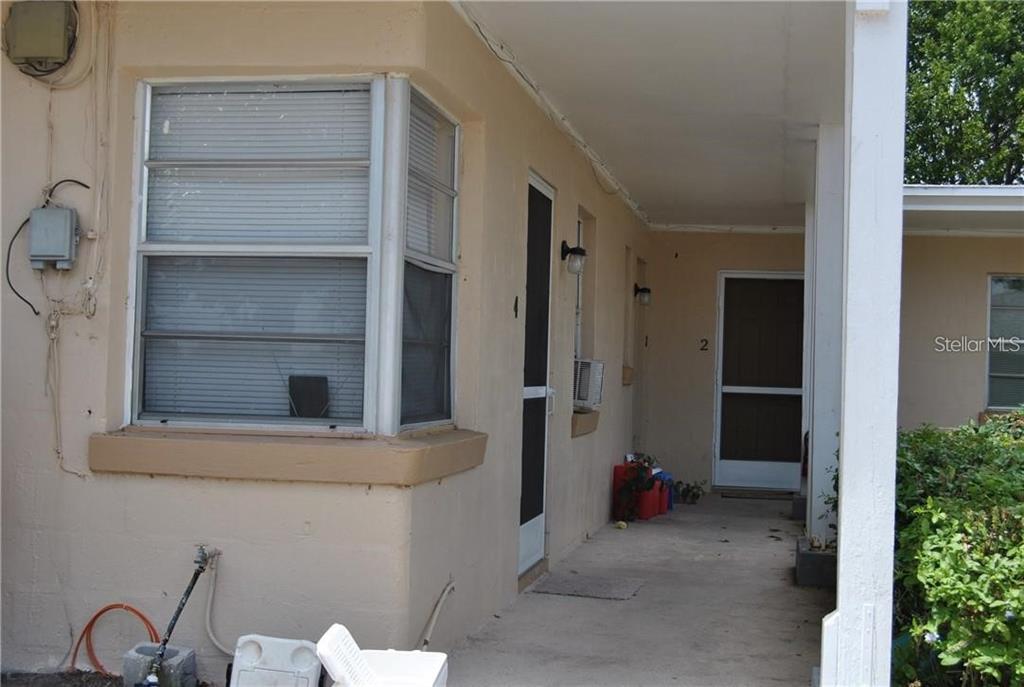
[405,3,649,649]
[638,232,805,483]
[1,1,649,674]
[636,231,1023,485]
[899,235,1024,429]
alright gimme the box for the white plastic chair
[316,624,448,687]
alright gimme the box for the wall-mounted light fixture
[634,283,652,306]
[560,240,587,275]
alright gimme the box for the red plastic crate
[637,483,660,520]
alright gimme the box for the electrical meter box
[4,1,73,64]
[29,206,77,270]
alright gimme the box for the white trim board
[903,184,1024,213]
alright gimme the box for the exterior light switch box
[4,1,72,63]
[29,206,77,270]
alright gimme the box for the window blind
[989,276,1024,408]
[405,92,456,262]
[144,257,366,337]
[149,83,371,161]
[139,82,372,425]
[146,168,369,244]
[408,92,455,183]
[144,339,364,420]
[406,176,454,261]
[401,91,457,426]
[141,257,366,421]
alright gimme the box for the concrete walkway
[448,493,834,687]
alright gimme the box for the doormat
[718,489,794,500]
[531,573,644,600]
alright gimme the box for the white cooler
[230,635,322,687]
[316,624,447,687]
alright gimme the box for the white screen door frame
[518,172,555,575]
[712,270,806,490]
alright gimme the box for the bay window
[131,77,457,433]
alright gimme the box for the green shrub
[894,410,1024,686]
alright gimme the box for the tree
[905,0,1024,184]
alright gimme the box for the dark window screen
[720,393,802,462]
[401,262,452,425]
[722,278,803,388]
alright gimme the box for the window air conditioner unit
[573,359,604,412]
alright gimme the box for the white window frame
[399,85,460,432]
[987,273,1024,411]
[123,74,458,435]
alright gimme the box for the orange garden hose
[68,603,160,675]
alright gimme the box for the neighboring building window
[989,276,1024,409]
[133,79,457,432]
[401,92,457,425]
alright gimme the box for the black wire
[6,218,39,316]
[5,178,89,317]
[44,178,90,206]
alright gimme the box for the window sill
[571,411,600,438]
[622,366,635,386]
[88,426,487,486]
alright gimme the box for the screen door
[519,177,554,575]
[714,274,804,490]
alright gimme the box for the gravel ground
[1,672,123,687]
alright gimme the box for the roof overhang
[646,186,1023,235]
[903,185,1024,236]
[454,4,1021,237]
[460,1,845,228]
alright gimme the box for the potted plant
[614,453,658,521]
[674,480,707,505]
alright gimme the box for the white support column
[377,75,410,435]
[802,198,815,499]
[807,124,845,543]
[820,3,907,686]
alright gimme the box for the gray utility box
[123,643,198,687]
[29,206,77,270]
[4,1,73,64]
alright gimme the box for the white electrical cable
[40,300,86,478]
[416,579,455,650]
[31,5,113,479]
[205,550,234,656]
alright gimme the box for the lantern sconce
[634,283,652,306]
[560,240,587,275]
